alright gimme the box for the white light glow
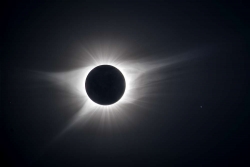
[33,41,195,135]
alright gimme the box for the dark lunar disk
[85,65,126,105]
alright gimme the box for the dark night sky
[1,1,250,166]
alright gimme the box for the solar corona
[40,43,176,135]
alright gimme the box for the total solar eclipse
[85,65,126,105]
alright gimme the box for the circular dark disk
[85,65,126,105]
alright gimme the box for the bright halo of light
[69,45,156,116]
[34,41,196,135]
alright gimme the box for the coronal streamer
[34,41,196,135]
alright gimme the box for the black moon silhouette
[85,65,126,105]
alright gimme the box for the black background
[1,1,250,166]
